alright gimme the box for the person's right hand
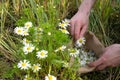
[70,10,89,42]
[89,44,120,70]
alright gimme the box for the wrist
[77,8,90,16]
[78,0,96,16]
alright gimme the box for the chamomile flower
[78,49,96,66]
[68,48,79,57]
[23,38,30,45]
[62,19,70,26]
[59,29,69,34]
[76,37,86,47]
[22,29,29,36]
[54,49,59,52]
[53,6,56,8]
[24,22,32,29]
[45,74,57,80]
[55,45,66,52]
[14,27,24,35]
[38,27,43,32]
[58,22,67,29]
[41,6,44,8]
[24,75,33,80]
[32,63,41,72]
[62,61,69,68]
[48,32,51,35]
[23,44,35,54]
[78,60,87,67]
[36,50,48,59]
[17,60,31,70]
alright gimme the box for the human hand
[89,44,120,70]
[70,10,89,42]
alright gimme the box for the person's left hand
[70,10,89,42]
[89,44,120,70]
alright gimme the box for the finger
[89,57,103,67]
[74,23,81,41]
[70,21,75,37]
[96,63,107,70]
[79,24,88,38]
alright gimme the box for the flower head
[38,27,43,32]
[22,29,29,36]
[68,48,79,57]
[32,63,41,72]
[59,29,69,34]
[14,27,24,35]
[62,19,70,26]
[23,44,35,54]
[24,75,33,80]
[17,60,31,70]
[23,38,31,45]
[76,37,86,47]
[58,22,67,29]
[55,45,66,52]
[24,22,32,29]
[48,32,51,35]
[45,74,57,80]
[62,61,69,68]
[36,50,48,59]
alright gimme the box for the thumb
[89,57,103,67]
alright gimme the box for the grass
[0,0,120,80]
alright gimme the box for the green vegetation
[0,0,120,80]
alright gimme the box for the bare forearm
[78,0,97,15]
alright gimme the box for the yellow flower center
[26,40,29,43]
[62,29,66,33]
[49,76,53,80]
[22,63,26,67]
[79,39,83,43]
[60,23,65,27]
[41,52,45,56]
[59,47,62,50]
[24,31,27,35]
[70,49,76,53]
[18,30,22,33]
[26,24,30,28]
[27,47,31,51]
[38,28,42,31]
[34,65,39,69]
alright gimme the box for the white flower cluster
[68,37,96,67]
[78,50,96,67]
[58,19,70,34]
[17,59,41,72]
[15,20,96,79]
[14,22,32,36]
[15,22,57,79]
[77,37,96,66]
[24,74,57,80]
